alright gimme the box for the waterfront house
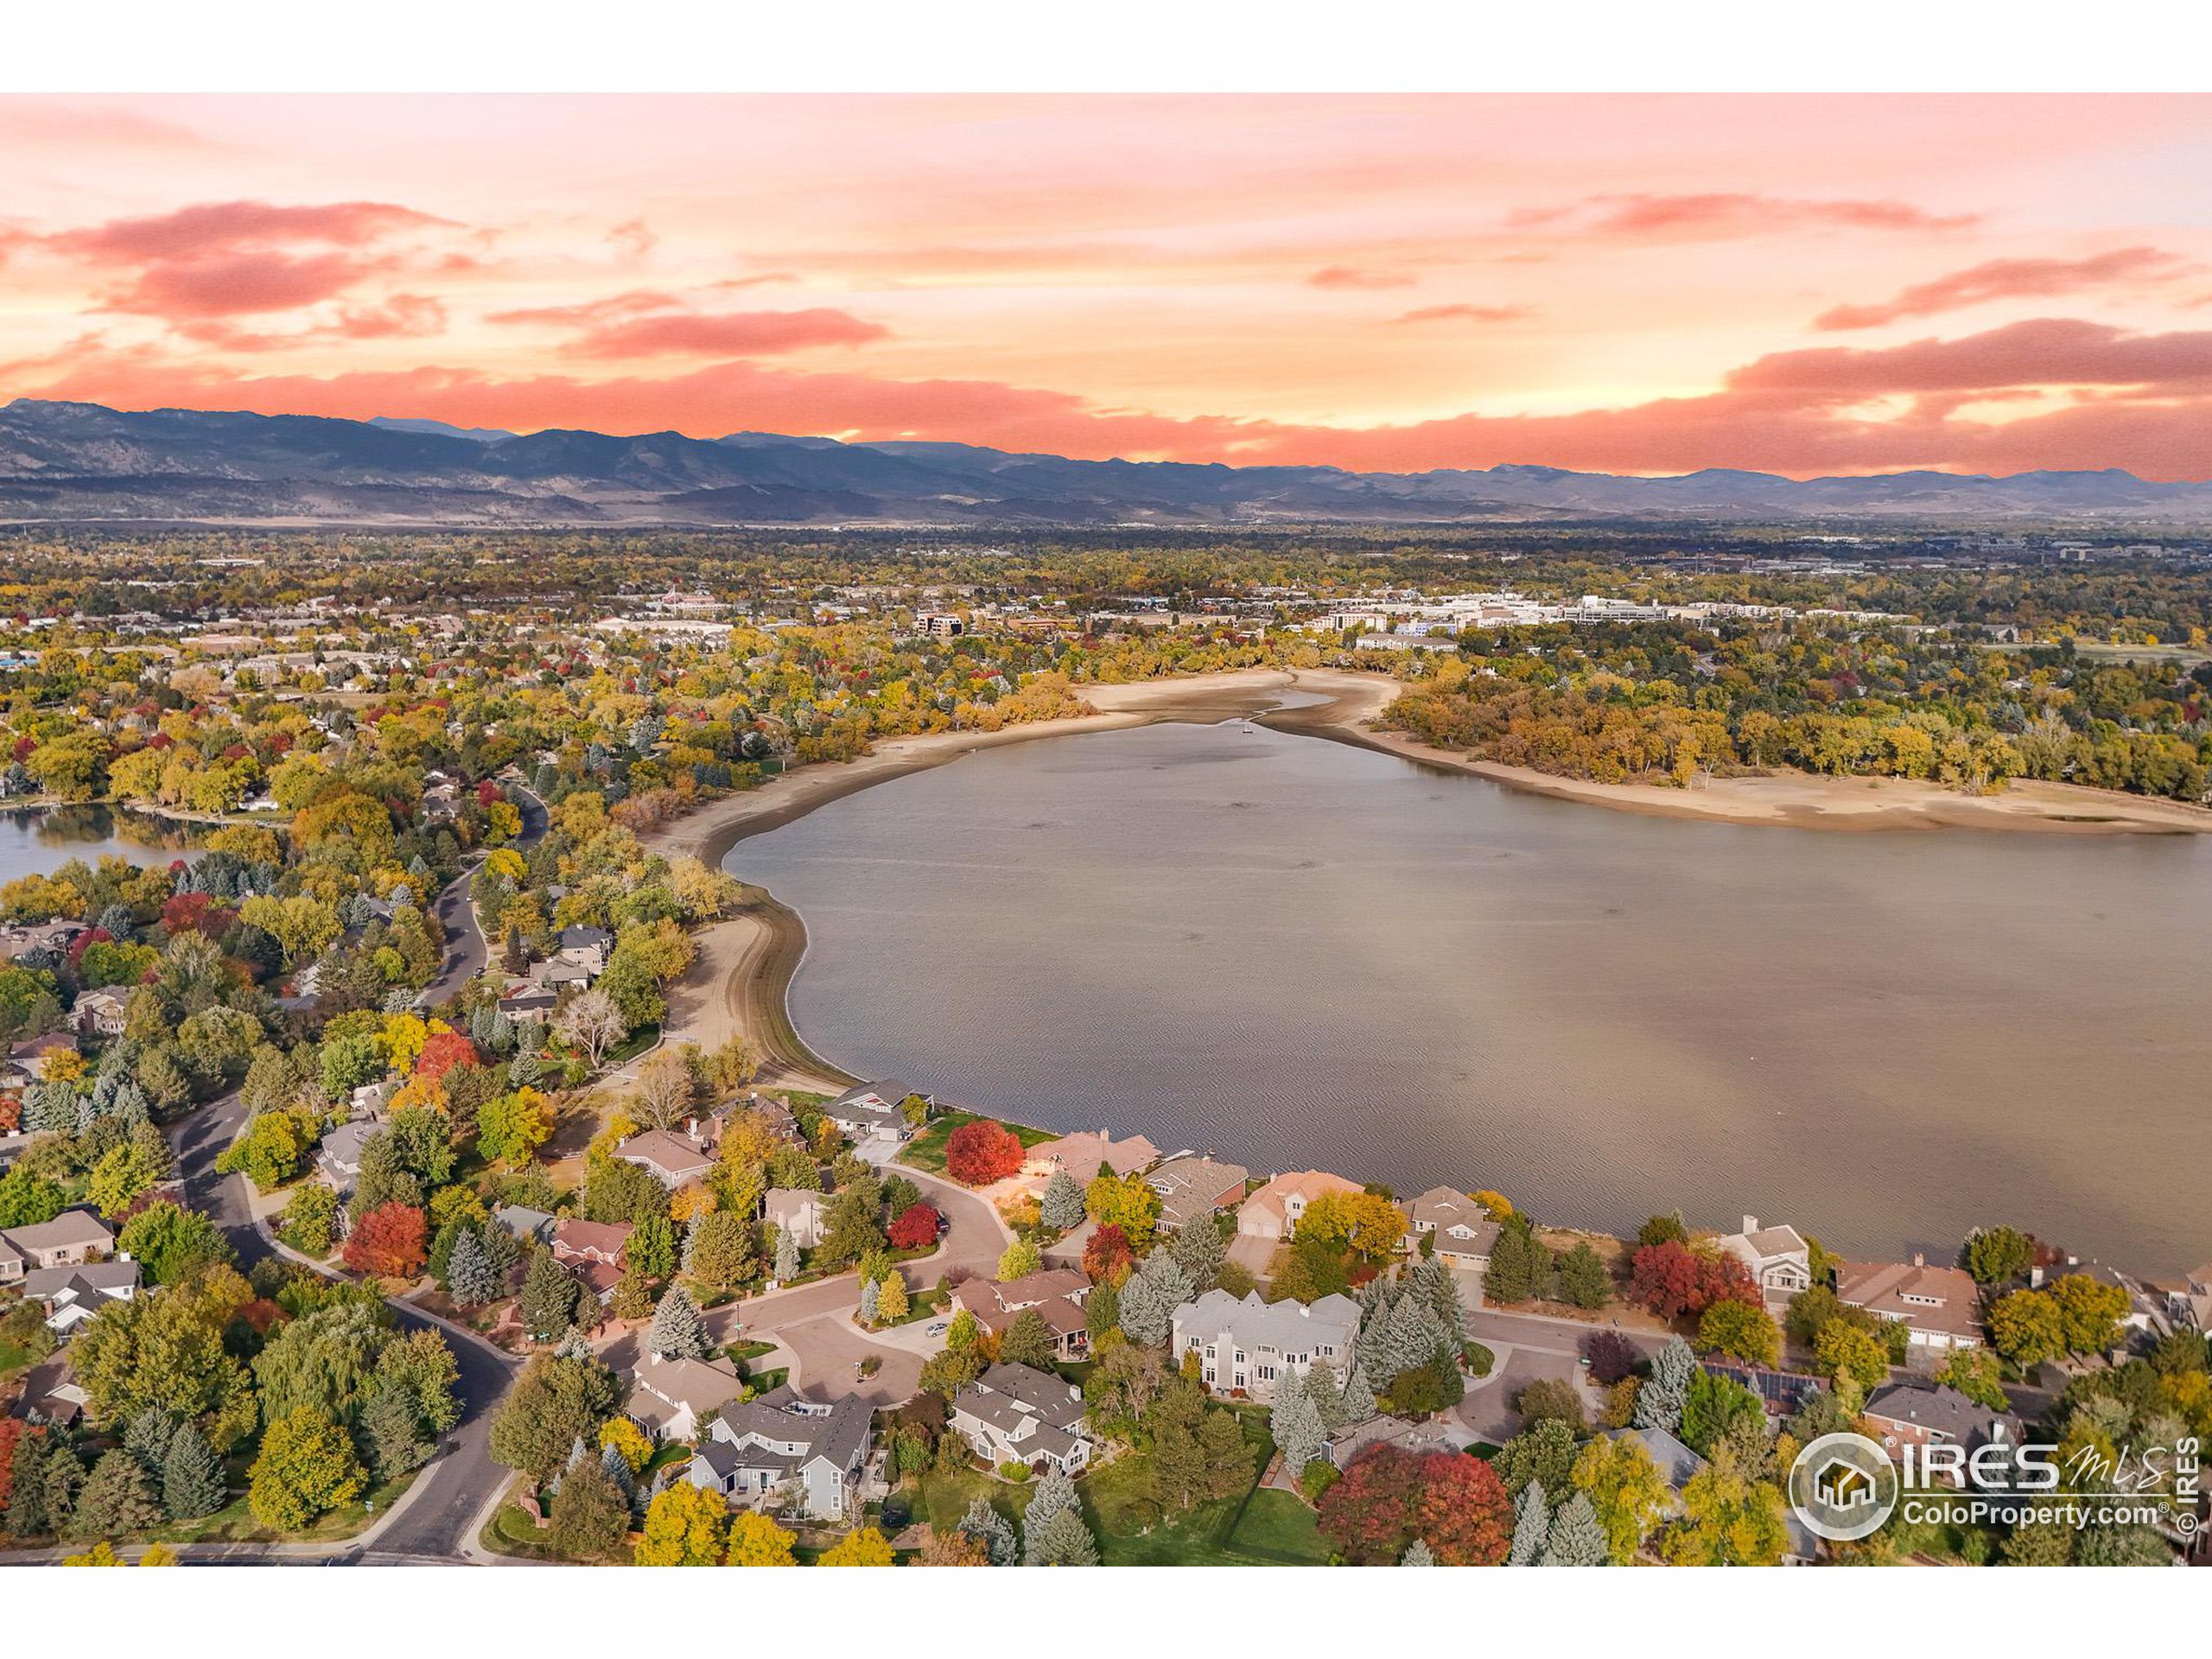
[1716,1216,1815,1309]
[1401,1186,1502,1272]
[765,1188,828,1252]
[821,1082,926,1145]
[950,1269,1092,1360]
[0,1210,114,1278]
[683,1386,874,1520]
[1173,1287,1360,1402]
[627,1351,747,1442]
[1836,1255,1984,1351]
[1145,1154,1249,1233]
[1236,1170,1363,1243]
[1025,1128,1162,1188]
[949,1363,1093,1475]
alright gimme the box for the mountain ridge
[4,397,2209,527]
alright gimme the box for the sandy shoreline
[645,663,2209,1085]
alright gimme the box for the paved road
[422,785,548,1004]
[171,1086,518,1564]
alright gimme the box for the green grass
[897,1109,1055,1175]
[881,1286,947,1327]
[726,1338,777,1363]
[480,1501,565,1560]
[1463,1340,1495,1377]
[124,1471,420,1547]
[603,1023,663,1066]
[0,1338,40,1377]
[1224,1488,1332,1564]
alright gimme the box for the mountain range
[3,397,2209,528]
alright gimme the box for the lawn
[1224,1488,1332,1564]
[898,1109,1055,1175]
[0,1338,39,1377]
[129,1470,420,1548]
[481,1500,565,1560]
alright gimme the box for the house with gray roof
[765,1188,827,1252]
[820,1081,924,1144]
[1717,1215,1815,1309]
[317,1119,377,1197]
[1605,1425,1707,1501]
[1401,1186,1502,1271]
[950,1363,1093,1475]
[627,1351,747,1442]
[1863,1382,2019,1459]
[23,1258,140,1335]
[0,1209,115,1280]
[1172,1287,1360,1402]
[683,1386,874,1520]
[1146,1154,1249,1232]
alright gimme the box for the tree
[1028,1504,1098,1566]
[997,1237,1042,1281]
[817,1183,885,1270]
[887,1203,939,1250]
[2049,1274,2130,1355]
[957,1497,1019,1565]
[944,1120,1024,1185]
[1813,1320,1890,1394]
[1492,1417,1580,1500]
[1483,1219,1549,1305]
[999,1309,1057,1370]
[630,1046,696,1130]
[1581,1330,1641,1387]
[67,1449,165,1541]
[71,1266,257,1451]
[687,1210,754,1293]
[1962,1224,2034,1286]
[1570,1432,1669,1564]
[548,1459,631,1562]
[476,1086,555,1166]
[116,1201,233,1286]
[632,1483,729,1566]
[447,1226,500,1306]
[252,1300,390,1427]
[1987,1288,2067,1367]
[1294,1190,1406,1263]
[1166,1216,1225,1294]
[1020,1465,1080,1563]
[279,1182,340,1257]
[874,1269,910,1325]
[724,1509,798,1565]
[1082,1223,1134,1287]
[1039,1167,1086,1231]
[554,989,628,1069]
[1116,1250,1193,1348]
[1935,1346,2011,1412]
[519,1250,581,1343]
[1269,1371,1328,1476]
[160,1423,227,1521]
[1554,1242,1612,1310]
[248,1408,365,1532]
[1628,1241,1756,1321]
[1680,1369,1764,1457]
[645,1284,712,1360]
[1085,1171,1164,1250]
[489,1353,620,1483]
[86,1141,162,1219]
[1318,1444,1512,1566]
[818,1525,895,1566]
[1400,1538,1433,1566]
[1660,1447,1788,1566]
[1509,1479,1551,1565]
[1696,1299,1783,1367]
[1633,1338,1696,1432]
[342,1202,428,1280]
[921,1528,990,1566]
[1541,1491,1609,1566]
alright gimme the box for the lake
[729,721,2212,1273]
[0,805,205,885]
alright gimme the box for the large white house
[1172,1288,1360,1402]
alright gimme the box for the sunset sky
[5,94,2212,478]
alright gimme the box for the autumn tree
[1318,1444,1512,1566]
[248,1408,365,1532]
[1570,1431,1669,1564]
[944,1120,1024,1186]
[818,1524,896,1565]
[887,1203,939,1250]
[1695,1300,1783,1367]
[724,1509,798,1566]
[632,1484,728,1566]
[342,1202,429,1280]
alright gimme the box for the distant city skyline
[4,94,2212,478]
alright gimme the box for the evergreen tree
[858,1276,881,1327]
[448,1226,500,1306]
[957,1497,1019,1565]
[599,1440,638,1511]
[1020,1467,1079,1563]
[1304,1359,1349,1430]
[1401,1538,1435,1565]
[42,1442,84,1532]
[1269,1371,1328,1476]
[1541,1491,1609,1566]
[1634,1338,1697,1433]
[519,1249,581,1342]
[123,1406,181,1475]
[1509,1480,1552,1566]
[1340,1363,1378,1421]
[67,1448,163,1541]
[645,1283,711,1361]
[1039,1168,1086,1232]
[363,1384,433,1482]
[773,1225,799,1284]
[1408,1255,1463,1331]
[7,1429,51,1535]
[160,1423,228,1521]
[1029,1504,1099,1566]
[1116,1250,1193,1347]
[1167,1216,1225,1293]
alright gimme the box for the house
[1862,1382,2019,1460]
[1236,1170,1363,1243]
[68,986,130,1039]
[950,1269,1093,1360]
[819,1082,925,1145]
[1325,1412,1465,1469]
[497,988,559,1024]
[627,1351,746,1442]
[1700,1361,1825,1421]
[0,919,87,964]
[1025,1128,1161,1188]
[765,1189,828,1252]
[683,1386,874,1520]
[1606,1425,1704,1503]
[533,958,594,991]
[618,1124,719,1190]
[949,1363,1093,1475]
[317,1119,377,1196]
[553,1218,632,1301]
[1717,1216,1815,1308]
[492,1205,556,1247]
[555,925,614,974]
[0,1210,115,1279]
[23,1258,140,1335]
[1172,1287,1360,1402]
[1146,1155,1249,1232]
[1837,1255,1984,1351]
[8,1032,79,1077]
[2177,1262,2212,1334]
[1401,1186,1502,1271]
[10,1358,86,1427]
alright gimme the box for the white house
[1172,1287,1361,1402]
[1717,1216,1814,1309]
[626,1351,746,1442]
[765,1188,827,1251]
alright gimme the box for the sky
[4,94,2212,479]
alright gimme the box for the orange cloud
[1306,265,1416,289]
[1814,247,2192,330]
[1516,193,1979,238]
[1391,304,1531,325]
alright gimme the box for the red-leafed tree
[342,1202,429,1280]
[887,1203,941,1250]
[1318,1445,1512,1566]
[944,1121,1024,1186]
[0,1419,30,1517]
[1082,1222,1134,1286]
[162,891,215,937]
[414,1029,480,1083]
[1628,1242,1759,1321]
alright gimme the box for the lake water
[730,722,2212,1273]
[0,806,204,885]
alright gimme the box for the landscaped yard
[898,1110,1055,1175]
[133,1469,420,1548]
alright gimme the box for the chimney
[1912,1252,1925,1268]
[1743,1216,1759,1235]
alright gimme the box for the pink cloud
[1306,265,1416,289]
[1516,193,1979,238]
[53,200,445,264]
[1814,247,2192,330]
[559,308,887,358]
[1391,303,1531,325]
